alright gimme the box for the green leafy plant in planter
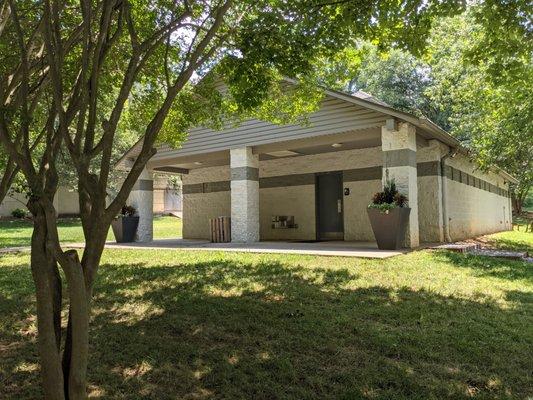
[367,180,410,249]
[111,205,139,243]
[368,180,408,212]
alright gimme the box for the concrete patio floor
[97,239,409,258]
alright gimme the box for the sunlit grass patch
[482,225,533,253]
[0,215,182,248]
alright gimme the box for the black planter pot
[111,216,139,243]
[367,207,410,250]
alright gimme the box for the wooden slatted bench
[210,216,231,243]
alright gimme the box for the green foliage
[368,202,398,213]
[468,0,533,86]
[523,189,533,212]
[119,205,137,218]
[10,208,26,219]
[426,11,533,207]
[369,180,408,211]
[345,44,442,123]
[0,216,180,249]
[321,6,531,211]
[356,46,431,113]
[0,0,468,194]
[3,3,483,396]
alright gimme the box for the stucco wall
[181,144,512,242]
[182,166,231,239]
[260,186,316,241]
[0,187,80,217]
[343,180,382,241]
[0,192,27,217]
[55,188,80,215]
[417,174,443,242]
[416,142,445,243]
[260,147,382,241]
[153,190,165,213]
[182,148,384,241]
[445,154,512,240]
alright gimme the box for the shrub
[11,208,27,219]
[368,179,408,211]
[393,192,408,208]
[372,191,388,205]
[368,202,398,213]
[382,180,397,203]
[119,205,137,217]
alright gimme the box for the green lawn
[0,215,182,248]
[0,237,532,398]
[471,220,533,253]
[482,227,533,253]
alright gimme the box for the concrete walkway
[0,246,30,254]
[76,239,408,258]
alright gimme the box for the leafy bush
[119,205,137,217]
[11,208,27,219]
[368,180,408,212]
[368,202,398,212]
[393,192,408,208]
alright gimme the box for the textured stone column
[128,169,154,242]
[230,147,259,243]
[382,120,419,248]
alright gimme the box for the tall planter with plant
[367,180,410,250]
[111,205,139,243]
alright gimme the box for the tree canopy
[427,11,532,211]
[321,7,532,212]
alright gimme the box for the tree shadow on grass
[1,257,532,399]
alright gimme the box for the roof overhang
[117,77,518,184]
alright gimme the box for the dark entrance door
[316,172,344,240]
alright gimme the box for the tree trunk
[61,250,89,400]
[29,197,92,400]
[0,158,18,205]
[61,221,109,400]
[29,201,65,400]
[512,191,528,216]
[512,196,522,215]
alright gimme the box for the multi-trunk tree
[5,0,528,399]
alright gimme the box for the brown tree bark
[512,197,522,215]
[29,194,93,400]
[28,198,65,400]
[0,157,19,205]
[61,250,89,400]
[512,186,530,215]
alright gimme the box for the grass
[0,215,182,248]
[1,244,532,399]
[477,221,533,253]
